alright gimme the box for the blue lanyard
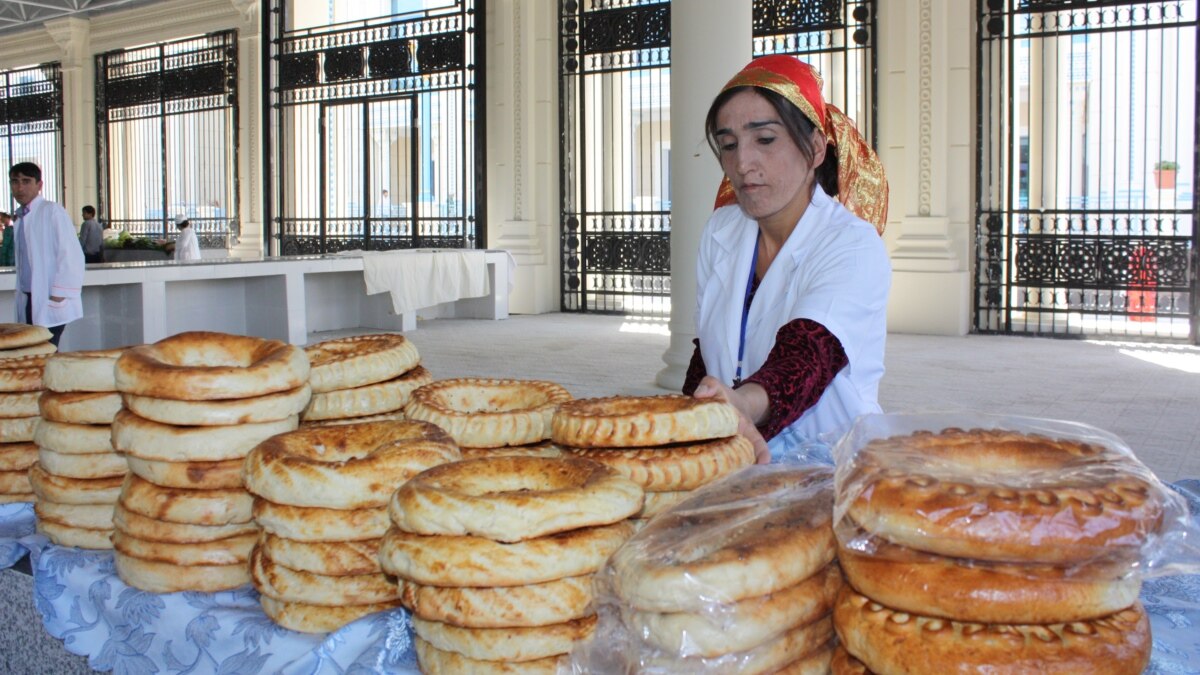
[734,234,760,386]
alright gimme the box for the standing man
[10,162,84,347]
[79,205,104,264]
[164,213,200,262]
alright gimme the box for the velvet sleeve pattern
[681,338,707,396]
[740,318,848,441]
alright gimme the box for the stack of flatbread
[30,349,128,547]
[404,377,573,458]
[554,395,756,525]
[382,455,644,673]
[0,323,56,360]
[301,334,431,425]
[244,419,460,632]
[0,354,46,503]
[108,332,310,593]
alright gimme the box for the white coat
[13,196,84,327]
[695,185,891,454]
[174,226,200,262]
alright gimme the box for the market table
[1,479,1198,674]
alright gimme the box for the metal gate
[267,1,482,255]
[0,63,63,208]
[559,0,878,317]
[96,31,240,249]
[976,0,1198,342]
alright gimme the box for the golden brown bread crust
[757,641,836,675]
[459,441,563,460]
[637,489,690,519]
[112,530,256,566]
[36,447,127,479]
[112,409,298,462]
[830,644,871,675]
[250,546,402,606]
[34,500,116,530]
[42,348,125,392]
[401,575,594,628]
[28,465,124,504]
[415,637,565,675]
[412,615,596,662]
[0,442,37,471]
[627,563,843,657]
[389,456,643,542]
[0,415,38,442]
[844,428,1165,564]
[243,420,459,509]
[36,520,113,549]
[33,418,114,454]
[404,378,573,448]
[122,385,311,426]
[257,533,382,575]
[612,465,836,611]
[0,491,34,503]
[833,586,1152,675]
[259,595,404,634]
[38,391,123,424]
[0,390,40,418]
[252,499,390,542]
[113,503,258,543]
[125,456,245,490]
[564,435,755,491]
[114,551,250,593]
[379,521,635,587]
[551,395,739,448]
[0,343,56,359]
[301,366,432,421]
[305,332,421,393]
[838,539,1141,624]
[119,474,253,525]
[114,331,310,400]
[0,323,51,350]
[0,354,45,392]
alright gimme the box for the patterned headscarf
[712,55,888,233]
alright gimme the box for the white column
[231,1,264,258]
[656,0,752,389]
[44,17,93,220]
[879,0,972,335]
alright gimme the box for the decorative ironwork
[975,0,1198,341]
[754,0,844,36]
[268,2,481,256]
[96,31,239,249]
[580,5,669,54]
[0,63,64,202]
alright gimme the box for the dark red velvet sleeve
[681,338,706,396]
[740,318,848,440]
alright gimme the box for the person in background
[0,212,14,266]
[10,162,85,347]
[683,55,891,463]
[162,213,201,262]
[79,205,104,264]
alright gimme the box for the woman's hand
[692,375,771,464]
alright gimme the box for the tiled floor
[372,312,1200,483]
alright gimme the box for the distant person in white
[164,213,200,262]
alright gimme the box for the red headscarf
[712,55,889,233]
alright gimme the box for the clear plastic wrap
[832,412,1200,583]
[567,464,840,674]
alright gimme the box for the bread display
[831,415,1177,674]
[0,324,55,359]
[29,348,127,544]
[244,419,460,633]
[302,333,428,423]
[404,378,572,449]
[383,455,643,672]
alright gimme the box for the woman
[683,55,891,463]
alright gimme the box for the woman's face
[714,90,824,228]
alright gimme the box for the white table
[0,250,512,351]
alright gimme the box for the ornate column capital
[230,0,258,23]
[44,16,90,67]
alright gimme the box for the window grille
[266,0,482,255]
[976,0,1198,342]
[0,63,64,207]
[96,31,240,250]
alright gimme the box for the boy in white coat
[10,162,84,347]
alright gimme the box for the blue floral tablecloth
[2,482,1199,674]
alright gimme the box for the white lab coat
[174,226,200,262]
[13,196,85,327]
[695,185,891,453]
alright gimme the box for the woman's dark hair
[705,86,839,197]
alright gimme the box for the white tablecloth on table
[1,482,1199,674]
[362,249,490,315]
